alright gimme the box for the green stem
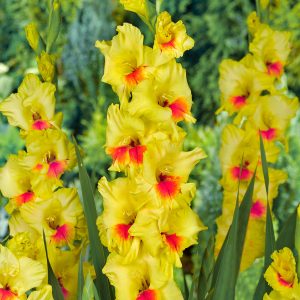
[255,0,262,20]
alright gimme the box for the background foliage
[1,0,300,299]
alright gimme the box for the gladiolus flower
[154,11,194,58]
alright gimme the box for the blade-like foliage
[253,135,276,300]
[276,208,297,250]
[208,169,256,300]
[47,0,61,52]
[77,251,84,300]
[43,232,64,300]
[183,269,189,300]
[73,137,112,300]
[82,273,94,300]
[197,235,215,300]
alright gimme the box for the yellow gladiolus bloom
[218,59,273,118]
[103,253,183,300]
[22,129,76,195]
[0,245,46,299]
[136,142,206,207]
[264,248,299,295]
[154,11,194,58]
[120,0,149,21]
[105,104,147,172]
[0,154,36,213]
[20,188,86,247]
[0,74,61,134]
[129,205,206,267]
[95,23,169,101]
[129,59,195,123]
[97,177,142,262]
[245,94,299,144]
[250,26,291,77]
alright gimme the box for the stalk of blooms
[96,4,206,299]
[0,23,88,300]
[215,12,299,271]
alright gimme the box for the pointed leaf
[183,269,189,300]
[73,137,112,300]
[253,137,275,300]
[77,251,84,300]
[82,273,94,300]
[276,208,297,250]
[43,232,64,300]
[197,235,214,300]
[259,134,269,194]
[209,169,256,300]
[46,0,61,53]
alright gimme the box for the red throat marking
[163,233,183,252]
[129,145,147,164]
[58,277,69,298]
[231,166,252,181]
[32,120,51,130]
[51,224,74,244]
[137,289,157,300]
[250,200,266,218]
[160,38,176,49]
[260,128,277,141]
[169,98,189,122]
[156,174,181,199]
[108,145,146,166]
[115,224,132,240]
[125,66,145,86]
[47,160,67,178]
[0,289,17,300]
[267,61,283,77]
[277,273,293,288]
[231,95,247,109]
[15,191,35,206]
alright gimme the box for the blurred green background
[0,0,300,299]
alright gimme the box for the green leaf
[77,251,84,300]
[259,134,269,194]
[197,235,214,300]
[276,208,297,250]
[208,170,256,300]
[253,136,275,300]
[43,232,64,300]
[73,137,112,300]
[93,283,101,300]
[82,273,94,300]
[183,269,189,300]
[46,0,61,53]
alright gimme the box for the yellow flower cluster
[96,10,206,300]
[215,12,299,271]
[0,73,87,299]
[264,247,300,299]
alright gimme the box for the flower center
[115,223,133,240]
[260,128,277,141]
[230,95,247,109]
[0,287,17,300]
[136,289,157,300]
[163,233,183,252]
[156,173,181,199]
[230,162,252,181]
[266,61,283,77]
[125,66,145,86]
[250,200,266,218]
